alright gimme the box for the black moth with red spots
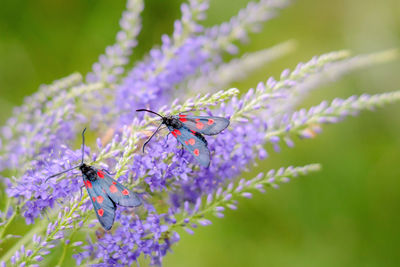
[136,109,230,167]
[45,128,142,230]
[80,163,141,230]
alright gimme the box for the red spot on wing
[97,170,104,178]
[92,197,96,202]
[193,149,200,156]
[191,130,196,135]
[196,122,204,129]
[85,181,93,189]
[207,119,214,125]
[112,181,116,185]
[188,138,195,145]
[97,195,104,204]
[97,209,104,217]
[195,118,200,122]
[185,140,188,145]
[179,115,187,122]
[122,189,129,195]
[109,185,118,193]
[171,129,182,137]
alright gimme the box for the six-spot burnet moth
[136,109,230,167]
[45,128,142,230]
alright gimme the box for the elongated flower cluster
[0,0,399,266]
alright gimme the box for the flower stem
[0,199,25,243]
[0,217,47,263]
[55,227,80,267]
[56,241,68,267]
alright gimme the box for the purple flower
[116,36,210,125]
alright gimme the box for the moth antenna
[45,128,87,183]
[81,128,87,164]
[44,165,80,182]
[136,109,164,118]
[142,123,163,153]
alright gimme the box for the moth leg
[163,132,171,147]
[178,108,199,114]
[102,168,116,176]
[42,207,51,221]
[79,185,84,201]
[178,144,185,157]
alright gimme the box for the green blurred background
[1,0,400,266]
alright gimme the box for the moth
[136,109,230,167]
[46,128,142,230]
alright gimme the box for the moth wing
[169,125,210,167]
[175,115,229,135]
[96,169,142,207]
[84,176,116,230]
